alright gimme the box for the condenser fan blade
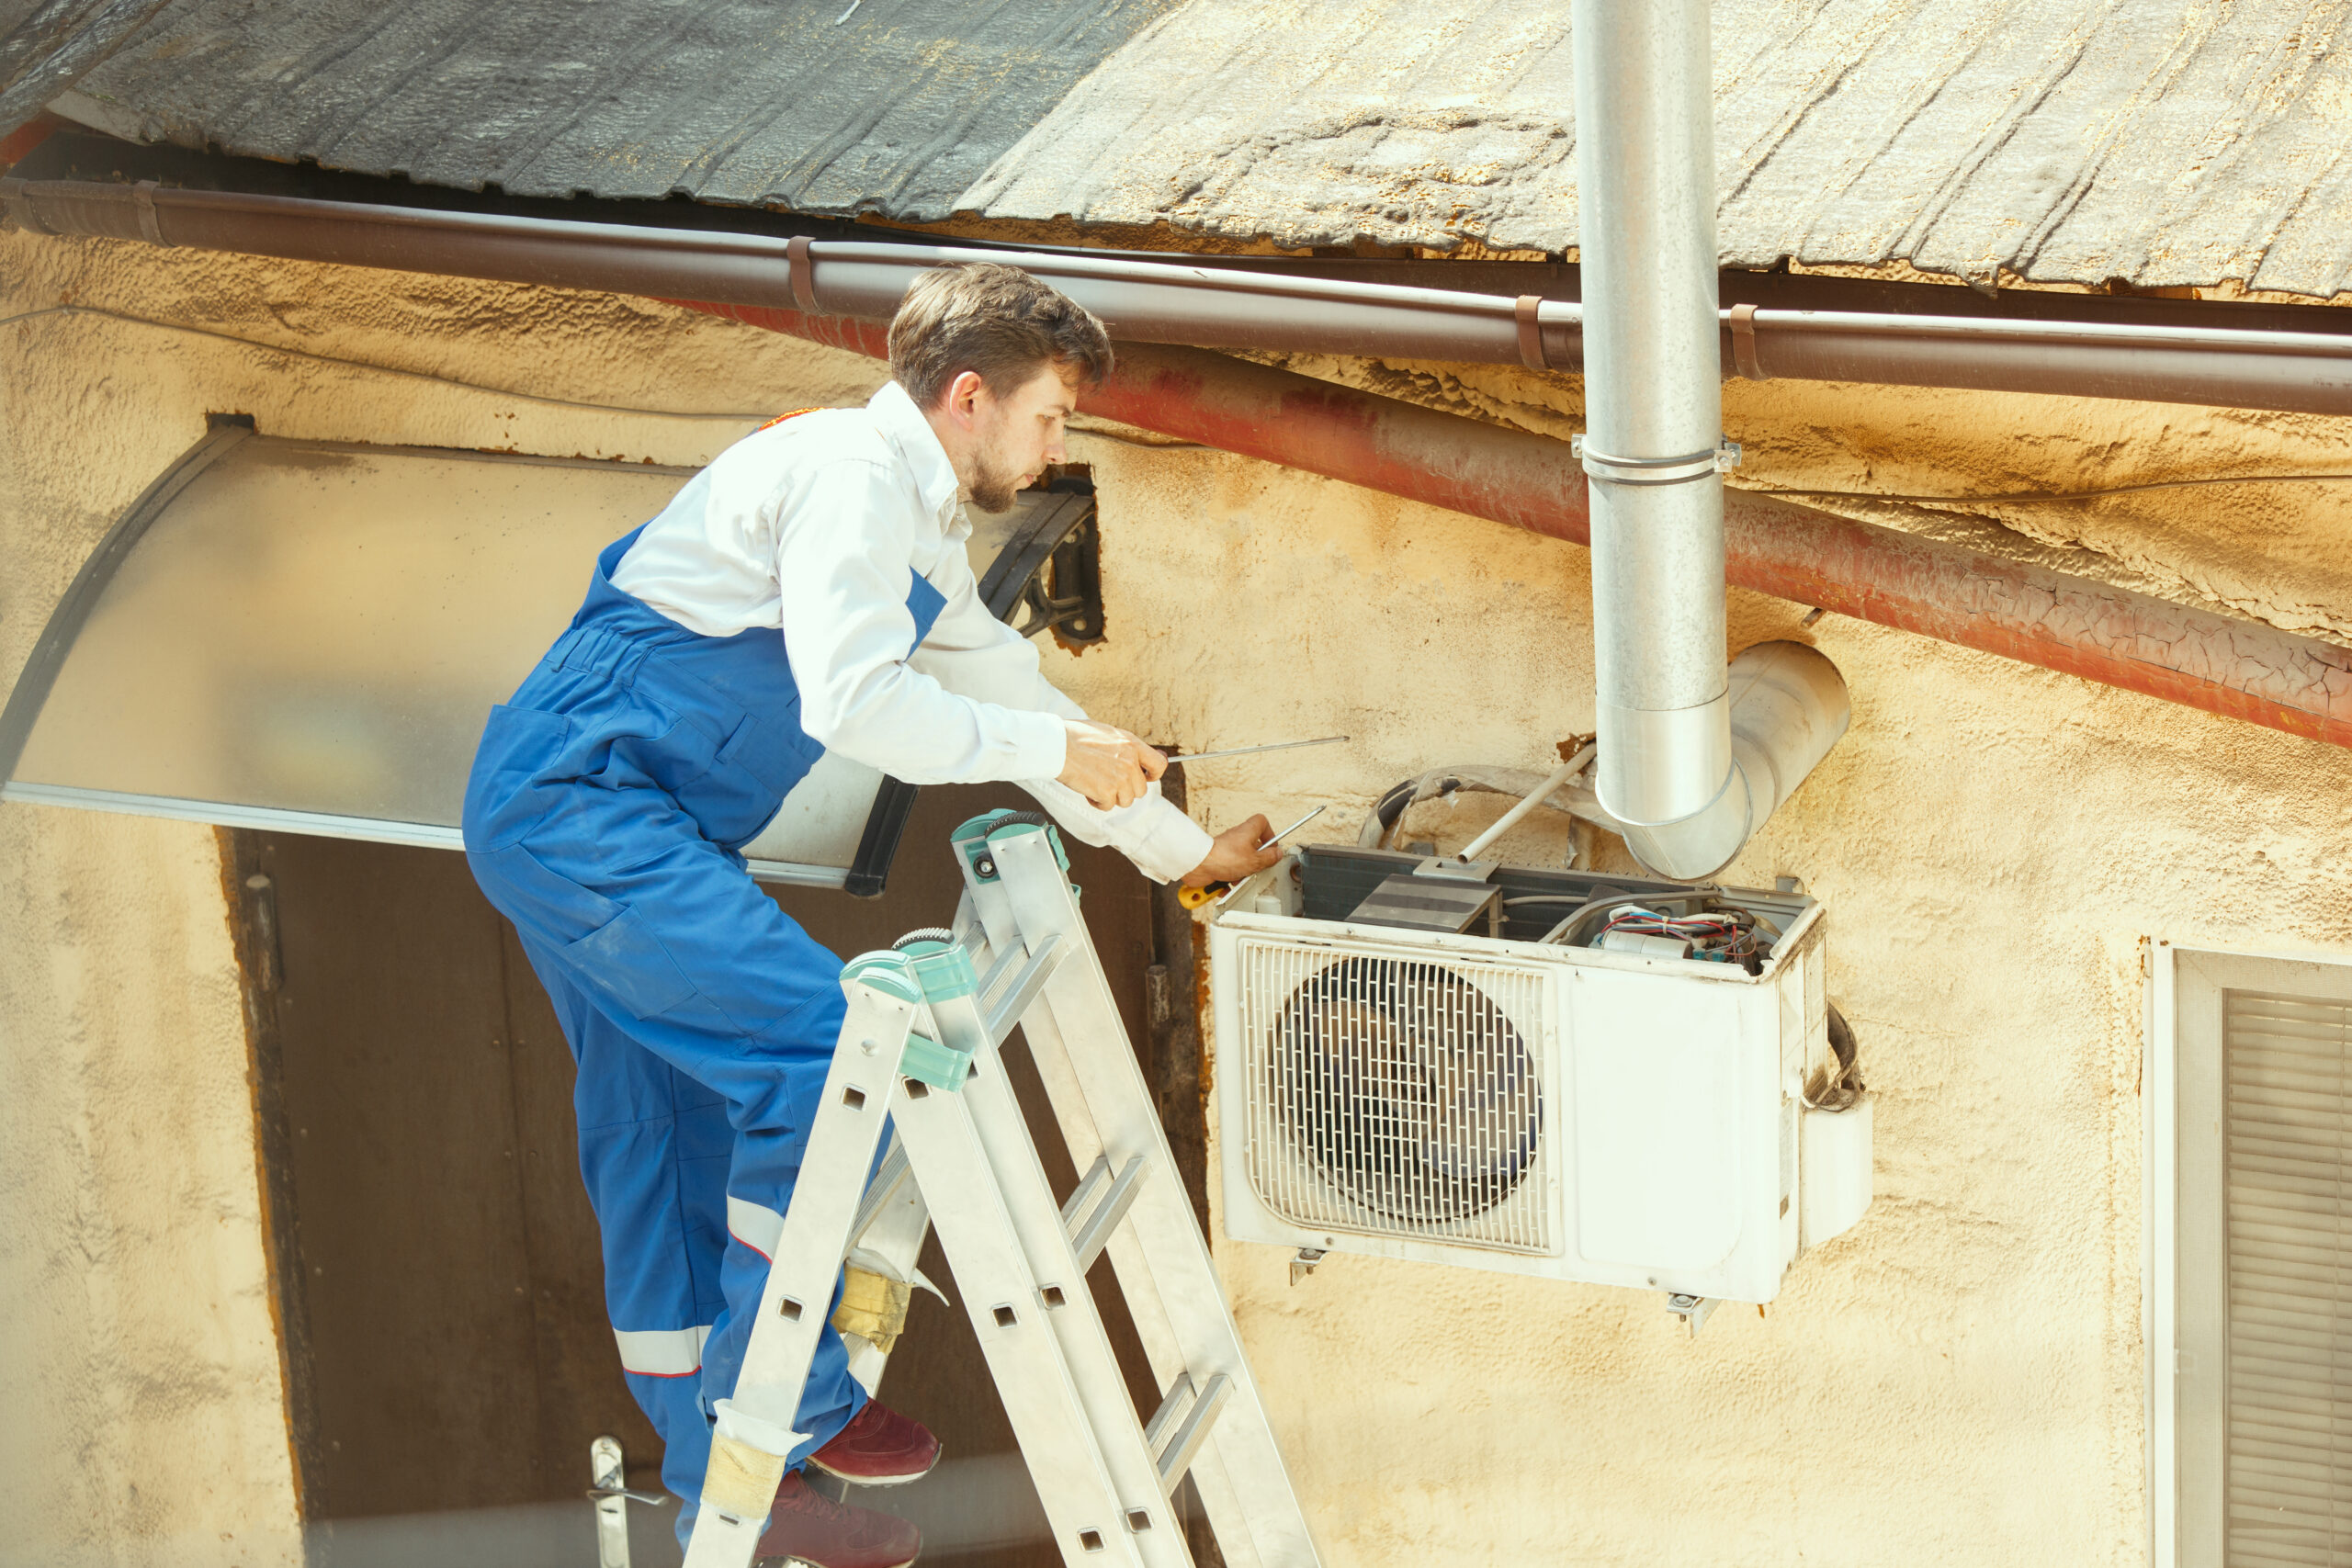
[1267,956,1542,1224]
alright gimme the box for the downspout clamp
[1571,0,1849,877]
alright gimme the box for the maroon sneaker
[754,1472,921,1568]
[806,1400,941,1486]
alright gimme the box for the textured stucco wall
[6,225,2351,1566]
[0,275,307,1563]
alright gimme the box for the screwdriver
[1177,805,1329,910]
[1164,735,1348,766]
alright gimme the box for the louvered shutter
[2222,990,2352,1566]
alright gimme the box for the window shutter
[2223,990,2351,1566]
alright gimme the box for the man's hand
[1181,814,1286,888]
[1057,719,1167,810]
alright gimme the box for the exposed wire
[1748,471,2352,506]
[1804,1004,1866,1111]
[0,303,777,422]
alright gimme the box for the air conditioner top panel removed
[1217,843,1817,980]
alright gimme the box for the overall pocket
[470,840,698,1021]
[462,705,574,851]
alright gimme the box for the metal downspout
[1569,0,1738,841]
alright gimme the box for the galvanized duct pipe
[1569,0,1745,849]
[1614,642,1849,878]
[5,180,2350,762]
[12,176,2352,414]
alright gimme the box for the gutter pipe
[10,177,2352,415]
[4,178,2350,761]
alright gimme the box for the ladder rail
[889,1066,1154,1568]
[681,984,922,1568]
[918,992,1198,1568]
[987,828,1322,1568]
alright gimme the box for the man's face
[967,363,1080,513]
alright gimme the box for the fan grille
[1234,938,1553,1253]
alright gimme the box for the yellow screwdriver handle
[1177,882,1228,910]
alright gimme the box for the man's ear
[943,369,987,423]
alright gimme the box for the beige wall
[6,224,2351,1566]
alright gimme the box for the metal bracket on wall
[976,480,1104,644]
[1664,1292,1716,1337]
[845,479,1103,898]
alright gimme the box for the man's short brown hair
[888,262,1114,409]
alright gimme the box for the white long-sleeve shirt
[611,381,1214,884]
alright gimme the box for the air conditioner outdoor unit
[1207,845,1871,1305]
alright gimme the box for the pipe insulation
[13,177,2352,414]
[1569,0,1738,831]
[2,179,2347,754]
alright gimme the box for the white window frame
[2144,940,2352,1568]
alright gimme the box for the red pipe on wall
[682,299,2352,751]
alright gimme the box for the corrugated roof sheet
[42,0,2352,299]
[0,0,175,130]
[56,0,1174,217]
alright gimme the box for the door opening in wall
[222,782,1201,1568]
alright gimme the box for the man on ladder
[461,263,1281,1568]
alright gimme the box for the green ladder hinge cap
[951,808,1070,879]
[837,948,975,1089]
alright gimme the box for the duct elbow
[1619,641,1849,880]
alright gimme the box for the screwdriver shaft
[1170,735,1348,765]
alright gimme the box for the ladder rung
[1060,1153,1148,1273]
[1146,1371,1232,1494]
[981,933,1066,1046]
[972,942,1024,1008]
[847,1142,912,1244]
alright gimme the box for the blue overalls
[461,525,946,1532]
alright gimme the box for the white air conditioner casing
[1208,860,1863,1304]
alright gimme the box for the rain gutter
[4,176,2349,752]
[8,176,2352,414]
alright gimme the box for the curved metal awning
[0,422,1097,893]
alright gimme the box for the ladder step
[981,933,1066,1046]
[847,1142,912,1244]
[1144,1371,1233,1495]
[1059,1153,1148,1273]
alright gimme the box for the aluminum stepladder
[681,811,1321,1568]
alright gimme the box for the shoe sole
[803,1451,941,1488]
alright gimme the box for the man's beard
[967,438,1029,513]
